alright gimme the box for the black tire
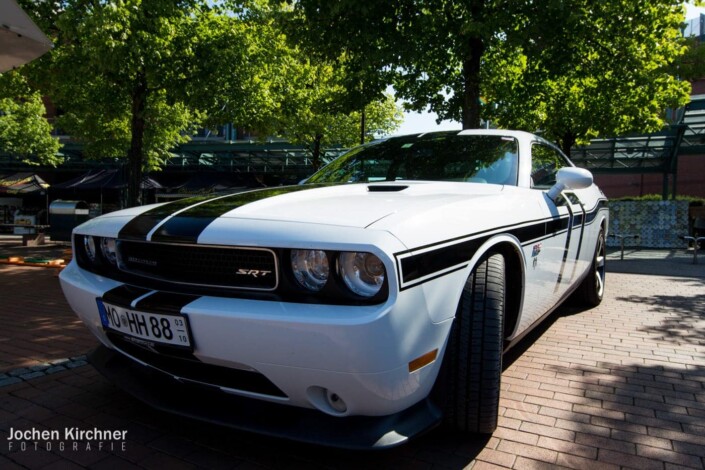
[434,252,505,434]
[574,229,606,307]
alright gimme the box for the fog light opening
[326,390,348,413]
[306,386,349,416]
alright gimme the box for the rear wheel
[434,252,505,434]
[575,229,606,307]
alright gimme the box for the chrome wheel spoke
[595,271,604,296]
[596,255,605,269]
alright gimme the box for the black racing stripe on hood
[150,185,326,244]
[118,196,214,241]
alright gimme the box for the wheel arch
[466,235,525,340]
[600,215,608,235]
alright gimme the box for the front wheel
[433,252,505,434]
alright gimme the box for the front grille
[117,241,278,291]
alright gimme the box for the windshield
[307,133,519,186]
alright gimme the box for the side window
[531,144,571,188]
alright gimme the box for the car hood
[219,182,505,228]
[89,182,518,246]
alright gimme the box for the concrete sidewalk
[0,245,703,469]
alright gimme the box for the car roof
[379,129,561,154]
[384,129,540,142]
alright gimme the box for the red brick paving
[0,253,703,468]
[0,265,97,372]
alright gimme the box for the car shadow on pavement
[1,365,493,469]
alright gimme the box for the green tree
[290,0,692,152]
[274,56,402,169]
[670,36,705,82]
[483,0,692,155]
[0,71,60,165]
[288,0,522,129]
[282,2,403,136]
[38,0,281,207]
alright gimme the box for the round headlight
[291,250,330,291]
[338,252,385,297]
[83,236,97,263]
[100,237,117,265]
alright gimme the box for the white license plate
[98,301,192,348]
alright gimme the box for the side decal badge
[531,243,542,269]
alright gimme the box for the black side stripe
[397,199,608,288]
[584,199,609,224]
[553,203,574,292]
[399,216,569,286]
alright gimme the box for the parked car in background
[60,130,608,448]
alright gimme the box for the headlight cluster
[290,249,386,298]
[76,235,118,269]
[74,234,388,303]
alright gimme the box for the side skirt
[502,266,589,353]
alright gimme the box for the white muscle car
[60,130,608,448]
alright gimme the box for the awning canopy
[0,172,49,194]
[52,169,162,190]
[0,0,53,72]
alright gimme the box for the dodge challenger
[60,129,608,448]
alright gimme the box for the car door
[518,142,586,330]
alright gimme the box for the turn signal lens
[408,349,439,372]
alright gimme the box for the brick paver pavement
[0,265,97,373]
[0,250,703,469]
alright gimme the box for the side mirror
[547,167,593,201]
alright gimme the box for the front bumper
[90,345,442,449]
[60,260,452,419]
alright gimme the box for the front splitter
[89,345,442,449]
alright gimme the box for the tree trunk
[126,74,147,208]
[461,36,485,129]
[360,107,366,145]
[312,134,323,171]
[558,131,576,158]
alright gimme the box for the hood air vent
[367,185,408,192]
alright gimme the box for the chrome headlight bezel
[100,237,117,265]
[290,249,330,292]
[337,252,386,298]
[75,234,119,274]
[83,235,98,263]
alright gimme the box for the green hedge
[610,194,705,205]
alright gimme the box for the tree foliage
[0,71,60,165]
[275,56,402,169]
[288,0,518,129]
[30,0,287,206]
[670,36,705,82]
[281,2,396,120]
[13,0,400,205]
[289,0,693,154]
[483,0,692,155]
